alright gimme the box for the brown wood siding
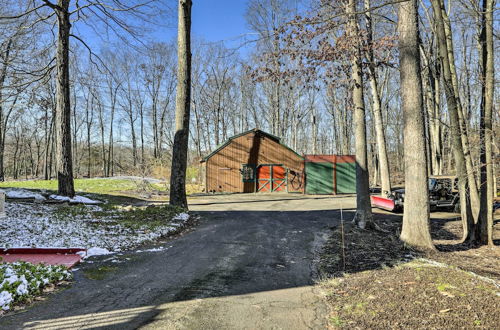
[206,131,304,193]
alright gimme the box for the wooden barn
[201,129,305,193]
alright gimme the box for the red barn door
[257,165,287,192]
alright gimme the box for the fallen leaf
[440,291,455,298]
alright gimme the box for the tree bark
[364,0,391,196]
[398,0,434,250]
[0,38,12,182]
[476,0,494,245]
[440,5,480,220]
[347,0,372,229]
[431,0,475,242]
[420,45,444,176]
[431,62,443,175]
[311,105,317,154]
[139,101,145,168]
[55,0,75,197]
[86,93,94,178]
[169,0,192,209]
[97,99,106,176]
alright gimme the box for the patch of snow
[49,195,101,204]
[0,262,71,311]
[142,247,166,252]
[172,212,190,222]
[0,202,188,254]
[70,196,101,204]
[0,291,13,311]
[79,247,111,258]
[49,195,71,202]
[4,189,45,201]
[16,277,28,296]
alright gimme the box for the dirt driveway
[1,194,355,329]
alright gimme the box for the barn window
[241,164,256,182]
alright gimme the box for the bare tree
[430,0,475,242]
[398,0,433,250]
[169,0,192,208]
[440,3,480,218]
[364,0,391,196]
[1,0,163,193]
[476,0,494,245]
[347,0,372,229]
[52,0,75,196]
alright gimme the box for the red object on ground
[371,195,396,212]
[0,248,86,268]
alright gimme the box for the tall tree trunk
[13,133,19,179]
[364,0,391,196]
[476,0,494,245]
[139,103,145,168]
[128,110,137,167]
[98,102,106,176]
[192,99,203,158]
[0,39,12,182]
[169,0,192,209]
[440,5,480,219]
[107,91,117,177]
[347,0,372,229]
[432,62,443,175]
[55,0,75,197]
[431,0,475,242]
[398,0,434,250]
[72,90,79,178]
[45,114,55,180]
[420,45,444,176]
[86,95,93,178]
[311,105,317,154]
[152,99,159,159]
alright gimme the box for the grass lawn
[0,178,165,195]
[0,178,203,203]
[53,203,186,230]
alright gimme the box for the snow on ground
[3,189,45,201]
[48,194,101,204]
[0,262,72,312]
[0,202,190,253]
[79,247,112,258]
[173,212,190,221]
[3,188,102,205]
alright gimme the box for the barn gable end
[201,129,304,193]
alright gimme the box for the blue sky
[73,1,253,56]
[166,0,253,54]
[192,1,249,45]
